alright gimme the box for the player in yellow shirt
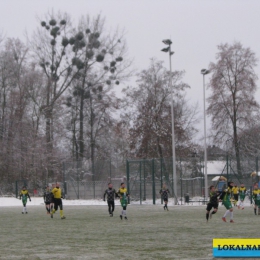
[252,184,260,215]
[237,183,246,210]
[19,186,31,214]
[117,182,129,220]
[50,183,65,219]
[232,184,239,206]
[220,181,235,223]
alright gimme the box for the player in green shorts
[238,183,246,210]
[252,184,260,215]
[117,183,129,220]
[219,181,234,223]
[19,186,31,214]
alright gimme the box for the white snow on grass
[0,196,252,207]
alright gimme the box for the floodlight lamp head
[201,69,210,75]
[162,39,172,45]
[161,47,170,52]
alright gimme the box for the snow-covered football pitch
[0,202,258,260]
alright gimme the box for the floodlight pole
[201,69,210,201]
[162,39,177,205]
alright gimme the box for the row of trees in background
[0,11,259,186]
[0,12,132,184]
[208,42,260,176]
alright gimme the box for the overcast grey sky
[1,0,260,141]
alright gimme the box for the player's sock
[223,210,230,218]
[60,210,66,219]
[25,207,27,213]
[212,211,216,215]
[254,208,257,215]
[230,211,234,220]
[206,213,209,220]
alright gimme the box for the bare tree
[208,42,259,176]
[121,59,199,158]
[30,12,85,176]
[65,14,132,178]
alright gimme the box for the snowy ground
[0,197,256,260]
[0,196,252,207]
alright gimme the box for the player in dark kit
[43,186,54,215]
[159,184,170,211]
[103,183,117,217]
[206,185,221,222]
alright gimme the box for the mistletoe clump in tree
[32,13,86,176]
[65,15,130,178]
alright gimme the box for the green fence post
[226,154,229,181]
[256,156,259,183]
[63,162,67,198]
[15,180,18,198]
[152,159,155,205]
[143,158,146,201]
[160,157,163,204]
[139,161,142,205]
[127,160,130,204]
[180,158,183,205]
[110,158,112,182]
[77,160,80,199]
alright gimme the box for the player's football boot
[222,217,227,222]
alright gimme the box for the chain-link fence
[5,155,260,204]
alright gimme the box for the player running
[50,183,66,219]
[19,186,31,214]
[238,183,246,210]
[43,186,54,215]
[252,184,260,215]
[159,184,170,211]
[206,185,221,222]
[117,182,129,220]
[232,184,239,206]
[220,181,235,223]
